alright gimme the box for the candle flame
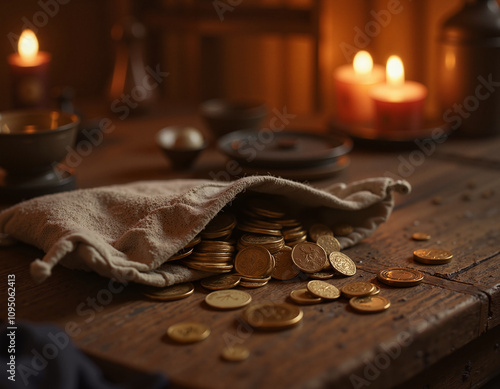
[18,29,39,63]
[387,56,405,87]
[353,51,373,76]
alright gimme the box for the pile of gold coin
[162,195,359,289]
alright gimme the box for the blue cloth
[0,322,168,389]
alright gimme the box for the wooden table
[1,107,500,389]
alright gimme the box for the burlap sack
[0,176,410,286]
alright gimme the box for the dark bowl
[0,110,79,174]
[199,99,268,139]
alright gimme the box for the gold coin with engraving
[412,232,431,241]
[349,295,391,313]
[221,345,250,362]
[167,322,211,343]
[341,281,376,298]
[289,288,323,305]
[377,268,424,287]
[316,235,341,255]
[291,242,327,274]
[272,246,300,280]
[413,248,453,265]
[308,271,335,280]
[142,282,194,301]
[234,246,274,278]
[200,274,241,290]
[333,224,353,237]
[241,302,303,330]
[328,252,357,276]
[307,280,340,300]
[205,289,252,309]
[308,223,333,242]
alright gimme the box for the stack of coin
[282,224,307,246]
[237,234,284,254]
[181,212,237,273]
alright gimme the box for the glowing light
[18,30,39,64]
[353,51,373,76]
[386,55,405,87]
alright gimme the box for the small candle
[8,29,51,109]
[334,51,385,125]
[370,56,427,132]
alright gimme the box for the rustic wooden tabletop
[1,108,499,389]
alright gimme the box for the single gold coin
[289,288,323,305]
[341,281,376,298]
[328,252,357,276]
[291,242,327,274]
[200,274,241,290]
[316,235,341,255]
[412,232,431,241]
[234,246,274,278]
[308,271,335,280]
[241,302,303,330]
[377,268,424,287]
[167,322,210,343]
[142,282,194,301]
[221,345,250,362]
[307,280,340,300]
[349,295,391,313]
[413,248,453,265]
[272,246,300,280]
[308,223,333,242]
[333,224,353,237]
[205,289,252,309]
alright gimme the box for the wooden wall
[1,0,497,117]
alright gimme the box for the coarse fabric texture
[0,176,410,286]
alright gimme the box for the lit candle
[8,29,51,109]
[334,51,385,125]
[370,56,428,132]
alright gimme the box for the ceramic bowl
[156,126,207,169]
[199,99,268,139]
